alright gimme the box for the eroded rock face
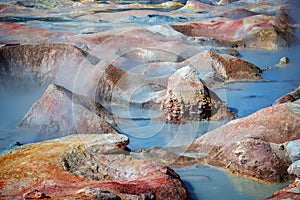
[189,101,300,183]
[172,14,295,50]
[0,134,189,200]
[161,66,235,123]
[19,83,118,135]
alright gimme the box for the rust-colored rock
[0,134,189,200]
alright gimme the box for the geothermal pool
[0,0,300,199]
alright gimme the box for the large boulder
[171,14,295,50]
[0,134,189,200]
[161,66,235,123]
[19,83,119,135]
[189,101,300,183]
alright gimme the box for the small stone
[277,57,290,67]
[23,189,49,199]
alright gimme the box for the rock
[161,66,235,123]
[211,138,291,183]
[288,160,300,177]
[276,56,290,67]
[0,43,99,84]
[171,14,295,50]
[0,43,164,108]
[286,140,300,162]
[23,189,50,199]
[0,134,189,200]
[77,187,121,200]
[177,0,212,12]
[96,64,166,109]
[0,22,55,44]
[273,86,300,105]
[133,146,205,167]
[266,178,300,200]
[182,50,262,88]
[140,50,262,88]
[19,83,118,135]
[189,101,300,182]
[217,8,259,20]
[216,0,238,6]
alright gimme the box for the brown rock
[273,86,300,105]
[161,66,235,123]
[19,83,118,135]
[189,101,300,182]
[0,134,189,200]
[183,50,262,88]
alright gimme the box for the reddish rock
[23,189,50,199]
[266,178,300,200]
[273,86,300,105]
[161,66,235,123]
[171,14,295,50]
[189,101,300,182]
[0,134,189,200]
[19,83,118,135]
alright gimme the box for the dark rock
[19,83,118,135]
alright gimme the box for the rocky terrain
[0,0,299,199]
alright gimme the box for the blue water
[0,0,300,199]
